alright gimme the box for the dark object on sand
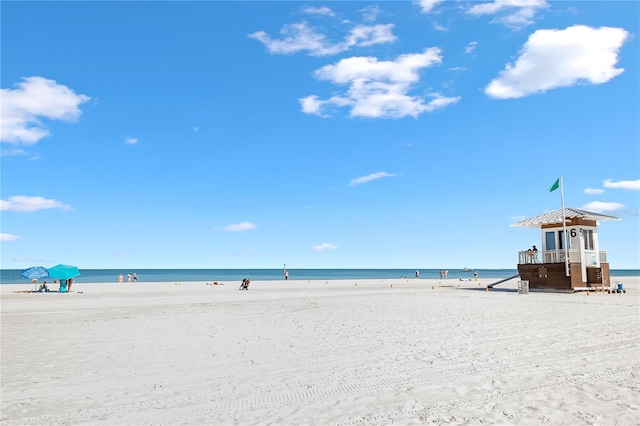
[239,278,250,291]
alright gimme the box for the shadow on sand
[457,286,518,293]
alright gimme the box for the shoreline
[3,268,638,285]
[0,269,522,285]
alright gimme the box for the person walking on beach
[415,270,420,279]
[444,270,448,279]
[118,273,124,283]
[439,270,443,279]
[473,271,478,281]
[284,270,289,280]
[133,273,137,282]
[127,273,132,282]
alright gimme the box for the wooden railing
[539,249,607,264]
[518,250,540,264]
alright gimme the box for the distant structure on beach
[511,208,620,292]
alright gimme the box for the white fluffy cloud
[467,0,549,29]
[485,25,628,99]
[124,137,139,145]
[1,76,90,145]
[222,222,256,232]
[603,179,640,191]
[0,233,20,242]
[302,6,335,17]
[301,48,460,118]
[349,172,396,187]
[414,0,444,14]
[249,22,396,57]
[0,195,72,213]
[581,201,624,213]
[311,242,338,251]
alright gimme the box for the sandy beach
[1,276,638,425]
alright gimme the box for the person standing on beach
[118,273,124,283]
[239,278,250,290]
[415,270,420,279]
[439,270,443,279]
[133,273,137,282]
[284,270,289,280]
[127,273,132,282]
[444,270,448,279]
[68,278,74,292]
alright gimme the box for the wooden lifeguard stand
[511,208,620,292]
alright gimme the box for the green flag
[549,178,560,192]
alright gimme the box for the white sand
[1,276,639,425]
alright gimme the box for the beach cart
[613,281,626,294]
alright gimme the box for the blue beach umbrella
[20,266,50,280]
[47,264,81,280]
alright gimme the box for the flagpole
[560,175,569,276]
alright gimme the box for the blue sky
[1,1,638,270]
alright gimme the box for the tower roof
[511,208,620,228]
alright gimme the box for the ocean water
[1,268,638,285]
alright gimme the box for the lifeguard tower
[511,208,620,292]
